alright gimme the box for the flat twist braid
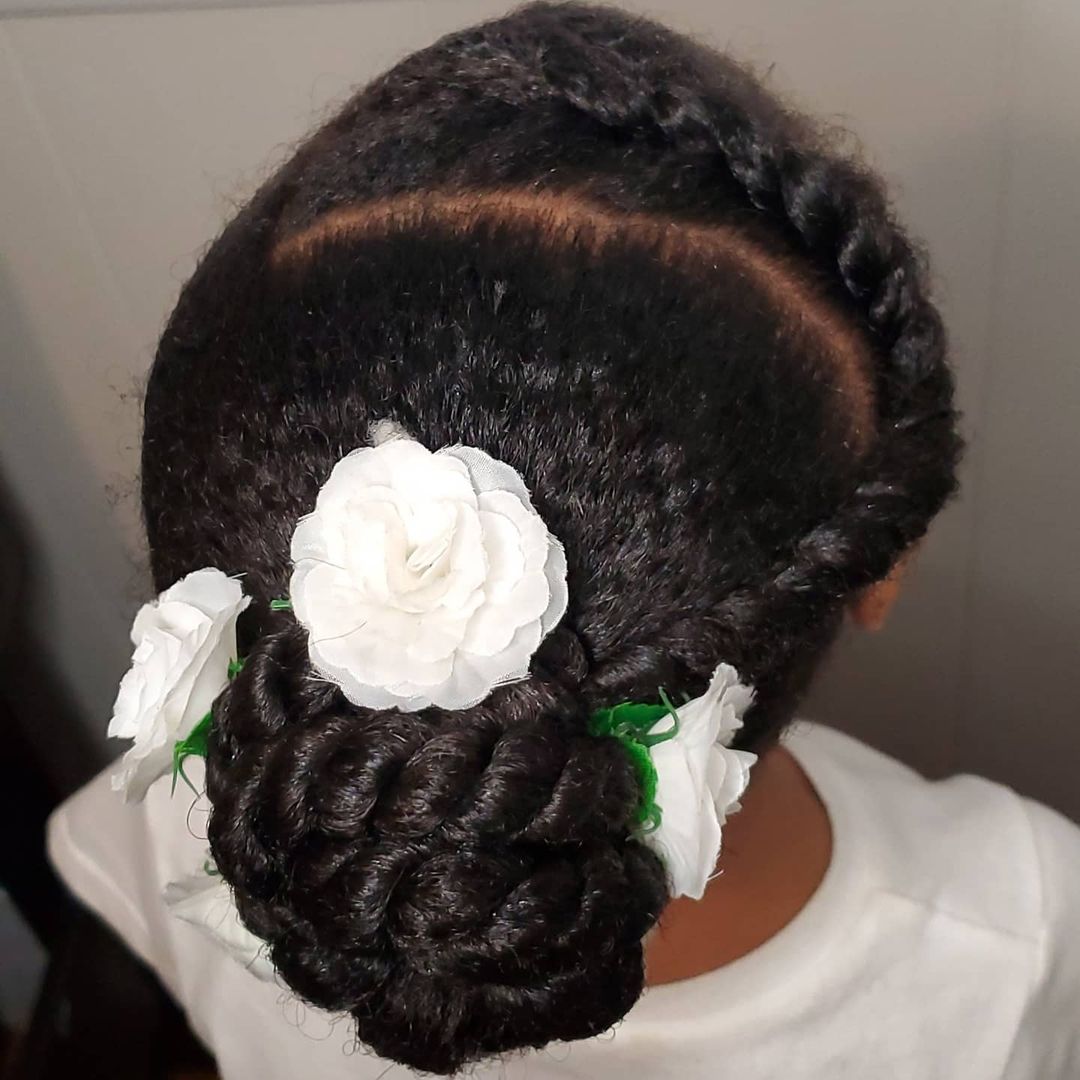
[486,3,962,689]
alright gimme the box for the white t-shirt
[47,721,1080,1079]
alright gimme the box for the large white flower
[108,568,249,802]
[289,423,568,712]
[643,663,758,900]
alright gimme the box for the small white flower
[108,568,250,801]
[643,663,758,900]
[164,863,275,983]
[289,424,568,712]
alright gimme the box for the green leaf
[171,710,212,795]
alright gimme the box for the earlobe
[849,549,915,631]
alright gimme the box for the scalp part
[270,186,878,455]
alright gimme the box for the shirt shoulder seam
[879,883,1044,948]
[875,781,1047,947]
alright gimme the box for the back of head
[141,2,960,1073]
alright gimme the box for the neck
[644,743,832,985]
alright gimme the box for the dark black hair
[141,3,960,1073]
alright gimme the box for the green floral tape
[588,689,682,833]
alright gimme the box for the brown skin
[644,567,906,985]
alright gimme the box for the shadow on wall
[0,457,104,794]
[0,255,146,761]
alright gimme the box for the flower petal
[441,444,533,505]
[540,540,569,636]
[476,505,527,601]
[290,513,330,564]
[460,573,550,657]
[641,662,756,899]
[290,561,368,638]
[710,745,758,821]
[107,568,249,802]
[478,490,550,573]
[316,440,475,518]
[644,741,721,900]
[161,567,246,620]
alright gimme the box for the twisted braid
[503,3,961,689]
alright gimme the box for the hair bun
[206,621,667,1074]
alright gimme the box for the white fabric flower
[164,864,275,983]
[289,423,568,712]
[643,663,758,900]
[108,568,250,802]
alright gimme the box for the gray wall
[1,0,1077,817]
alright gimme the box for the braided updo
[141,2,961,1073]
[207,621,663,1069]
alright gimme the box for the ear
[849,548,916,631]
